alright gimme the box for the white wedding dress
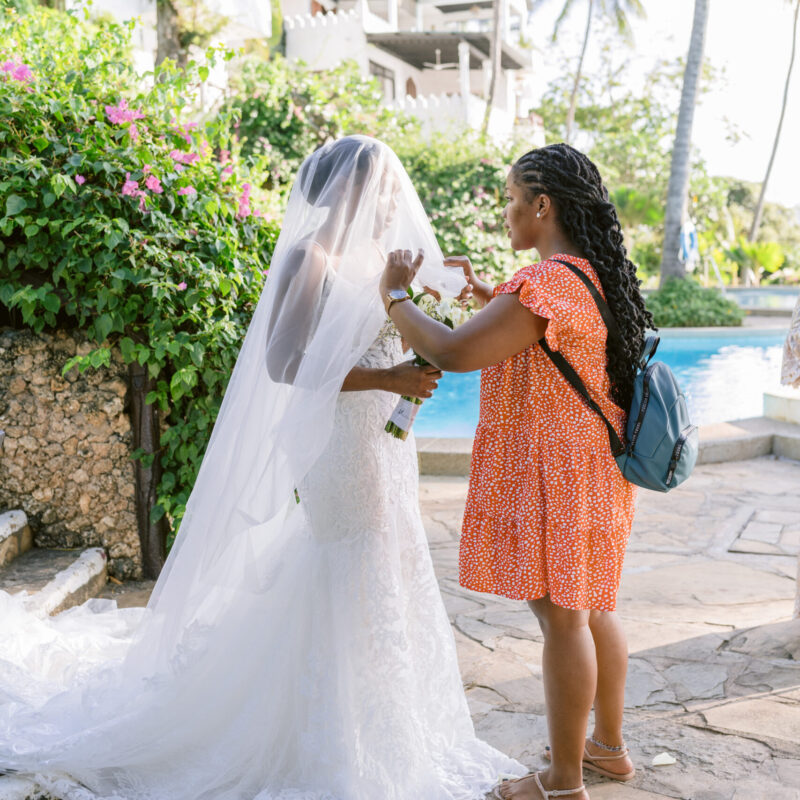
[0,319,524,800]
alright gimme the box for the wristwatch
[385,288,410,314]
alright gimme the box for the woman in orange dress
[380,143,653,800]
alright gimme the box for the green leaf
[42,294,60,313]
[43,192,57,208]
[33,137,49,152]
[6,195,27,216]
[89,348,111,368]
[199,65,209,82]
[95,313,113,341]
[119,336,136,362]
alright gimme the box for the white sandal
[492,771,585,799]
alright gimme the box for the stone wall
[0,328,141,578]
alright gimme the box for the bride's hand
[380,249,424,296]
[385,360,442,399]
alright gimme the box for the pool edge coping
[416,416,800,476]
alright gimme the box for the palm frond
[551,0,580,41]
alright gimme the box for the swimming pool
[413,328,788,437]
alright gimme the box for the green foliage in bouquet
[0,6,279,535]
[646,278,745,328]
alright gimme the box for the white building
[283,0,545,142]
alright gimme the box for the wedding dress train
[0,322,523,800]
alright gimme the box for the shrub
[0,7,279,537]
[396,135,529,284]
[222,55,418,195]
[646,277,745,327]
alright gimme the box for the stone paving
[93,454,800,799]
[419,455,800,800]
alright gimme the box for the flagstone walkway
[97,454,800,799]
[419,455,800,800]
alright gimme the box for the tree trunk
[659,0,710,286]
[481,0,505,138]
[156,0,183,68]
[565,0,593,145]
[749,0,799,241]
[129,363,168,579]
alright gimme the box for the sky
[527,0,800,209]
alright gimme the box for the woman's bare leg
[584,610,634,774]
[498,595,593,799]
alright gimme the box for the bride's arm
[341,362,441,398]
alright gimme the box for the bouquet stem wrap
[385,293,471,440]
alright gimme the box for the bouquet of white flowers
[385,291,472,440]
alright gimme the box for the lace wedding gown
[0,322,524,800]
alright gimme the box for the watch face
[388,289,408,301]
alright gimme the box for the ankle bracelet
[590,736,626,752]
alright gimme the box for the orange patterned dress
[459,254,636,612]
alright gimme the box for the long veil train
[0,136,525,799]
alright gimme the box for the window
[369,61,396,101]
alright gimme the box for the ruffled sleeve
[494,260,590,352]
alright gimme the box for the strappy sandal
[492,771,586,799]
[544,741,636,782]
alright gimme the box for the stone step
[0,510,33,568]
[0,546,108,617]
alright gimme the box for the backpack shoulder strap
[550,258,623,349]
[539,338,626,457]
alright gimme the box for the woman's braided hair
[511,143,654,410]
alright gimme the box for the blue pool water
[414,329,788,437]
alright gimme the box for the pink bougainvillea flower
[12,64,33,82]
[476,219,484,230]
[142,164,152,174]
[177,186,196,196]
[137,192,147,212]
[221,165,233,177]
[121,173,139,196]
[219,149,231,165]
[145,175,163,194]
[75,174,86,185]
[177,281,188,290]
[169,150,200,166]
[105,99,145,125]
[1,60,33,82]
[129,123,139,142]
[236,183,252,220]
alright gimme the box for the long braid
[511,143,654,410]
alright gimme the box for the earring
[536,212,541,218]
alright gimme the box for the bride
[0,135,525,799]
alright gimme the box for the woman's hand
[443,255,493,308]
[384,360,442,399]
[380,249,424,297]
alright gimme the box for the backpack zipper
[664,424,697,487]
[628,362,658,451]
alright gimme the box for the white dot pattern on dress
[459,255,637,612]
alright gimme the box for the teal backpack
[541,260,698,492]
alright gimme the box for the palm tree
[156,0,183,67]
[659,0,710,285]
[749,0,800,241]
[549,0,646,144]
[482,0,506,138]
